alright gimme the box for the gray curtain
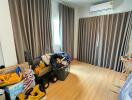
[8,0,53,63]
[59,3,74,59]
[78,11,132,72]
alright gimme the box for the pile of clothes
[25,51,71,69]
[50,52,71,69]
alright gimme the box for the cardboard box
[0,62,29,74]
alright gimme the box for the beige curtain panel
[8,0,53,63]
[59,4,74,59]
[78,11,132,72]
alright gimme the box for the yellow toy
[0,66,23,87]
[34,61,46,74]
[16,84,46,100]
[39,61,45,68]
[34,66,41,74]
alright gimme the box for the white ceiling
[58,0,110,7]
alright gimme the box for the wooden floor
[46,61,126,100]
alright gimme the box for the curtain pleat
[78,11,132,72]
[59,4,74,59]
[8,0,53,63]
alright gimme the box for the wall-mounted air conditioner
[90,1,113,12]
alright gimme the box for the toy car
[25,54,58,89]
[16,84,46,100]
[35,68,58,89]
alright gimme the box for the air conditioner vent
[90,1,113,12]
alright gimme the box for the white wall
[0,42,4,66]
[74,0,132,55]
[0,0,17,66]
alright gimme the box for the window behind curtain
[51,1,62,52]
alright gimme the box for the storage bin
[4,80,24,100]
[54,65,70,81]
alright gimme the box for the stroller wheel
[16,97,20,100]
[51,76,58,83]
[42,81,49,89]
[44,83,49,89]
